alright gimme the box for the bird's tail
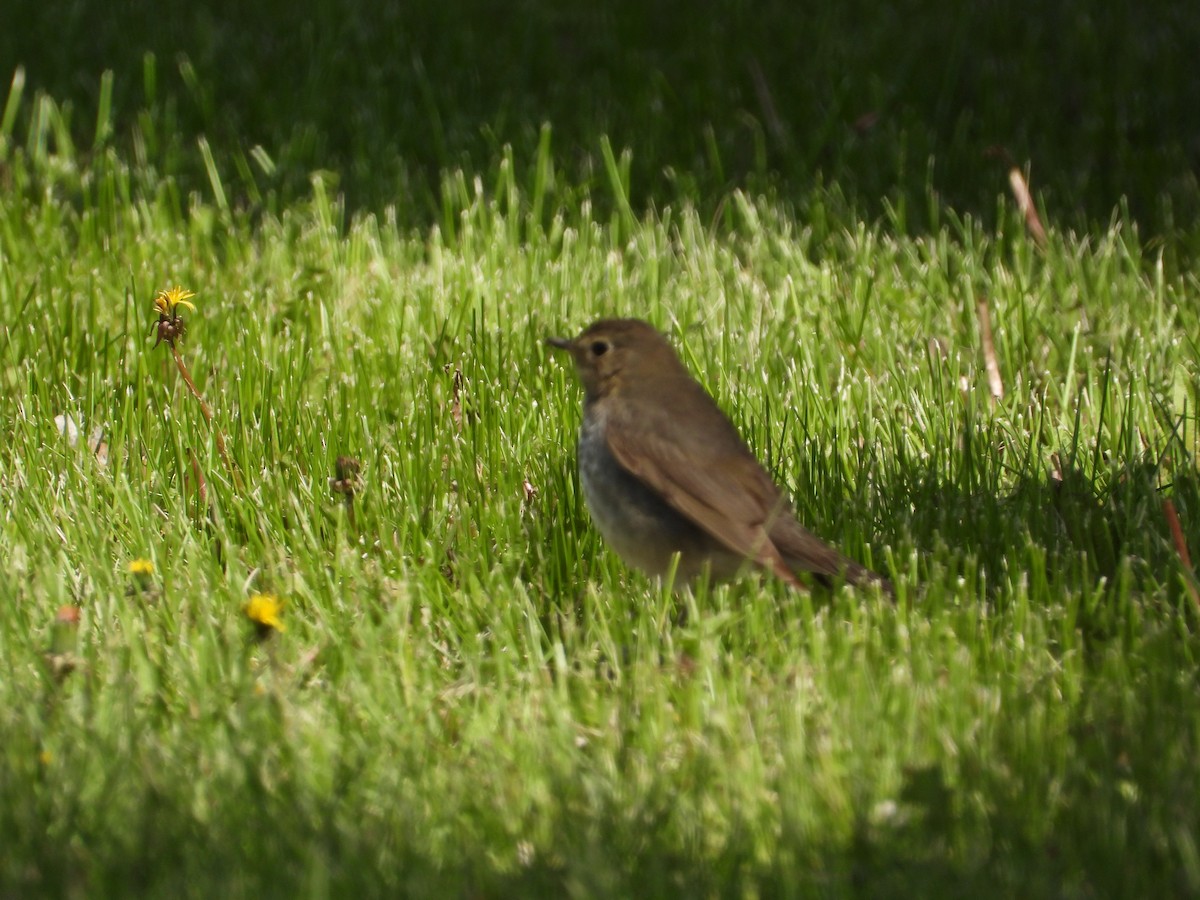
[773,518,895,598]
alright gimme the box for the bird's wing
[605,375,892,593]
[604,376,806,586]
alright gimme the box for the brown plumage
[548,318,893,596]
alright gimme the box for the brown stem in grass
[187,448,209,520]
[171,344,243,491]
[1162,498,1200,615]
[975,296,1005,403]
[984,146,1048,248]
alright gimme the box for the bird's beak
[545,336,572,350]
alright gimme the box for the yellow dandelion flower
[128,558,155,577]
[152,286,196,348]
[244,594,286,633]
[154,285,197,316]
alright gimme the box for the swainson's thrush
[547,318,893,596]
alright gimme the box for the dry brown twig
[975,296,1005,403]
[985,146,1047,248]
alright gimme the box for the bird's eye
[590,340,610,357]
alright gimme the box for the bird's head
[546,318,681,401]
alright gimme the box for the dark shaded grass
[3,0,1200,233]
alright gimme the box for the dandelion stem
[171,344,243,491]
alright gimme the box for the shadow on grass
[893,442,1200,619]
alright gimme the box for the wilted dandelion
[329,456,362,499]
[150,285,241,489]
[152,285,196,349]
[330,455,362,528]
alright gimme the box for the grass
[3,7,1200,898]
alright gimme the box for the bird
[547,318,893,596]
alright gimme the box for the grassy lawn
[2,4,1200,898]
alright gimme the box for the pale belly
[576,411,743,581]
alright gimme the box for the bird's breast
[576,404,736,579]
